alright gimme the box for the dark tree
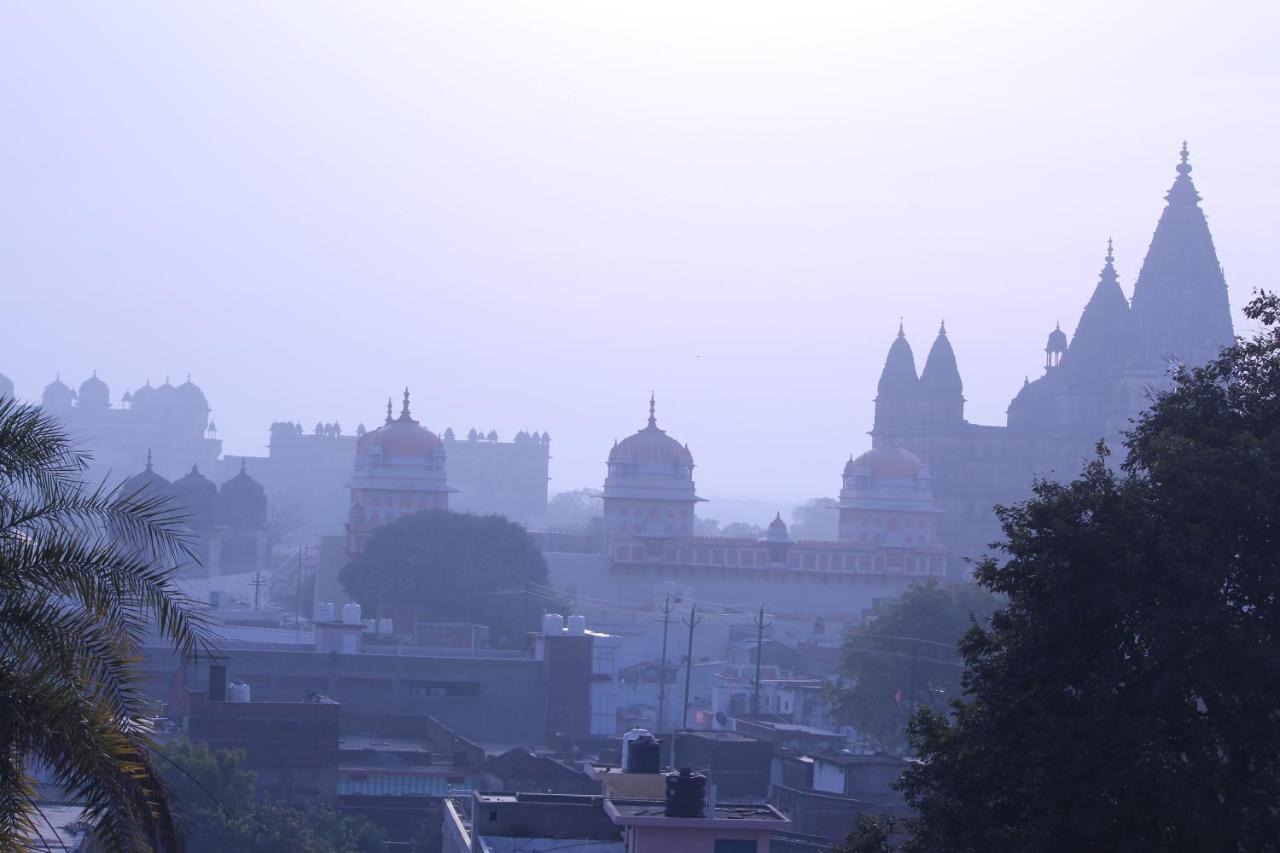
[828,582,1000,753]
[900,292,1280,852]
[834,815,899,853]
[339,509,552,648]
[159,740,384,852]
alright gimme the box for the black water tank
[626,734,661,774]
[664,768,708,818]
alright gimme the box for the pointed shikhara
[1126,142,1235,378]
[0,397,211,851]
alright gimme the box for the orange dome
[850,446,926,479]
[356,390,442,458]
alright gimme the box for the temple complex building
[548,397,945,623]
[344,389,452,556]
[119,452,269,577]
[874,145,1237,566]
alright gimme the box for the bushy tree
[828,582,1000,753]
[544,489,602,532]
[899,292,1280,852]
[790,497,838,540]
[835,815,899,853]
[339,509,552,647]
[159,740,383,853]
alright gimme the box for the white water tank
[227,682,251,703]
[567,614,586,636]
[342,601,362,625]
[378,618,393,635]
[314,602,335,623]
[543,613,564,636]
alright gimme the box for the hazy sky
[2,2,1277,503]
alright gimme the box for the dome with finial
[355,388,443,459]
[130,380,156,409]
[1046,322,1068,355]
[171,464,219,523]
[839,446,938,512]
[766,511,790,543]
[608,393,694,468]
[77,371,110,411]
[42,376,75,412]
[176,375,209,412]
[120,450,173,500]
[219,459,267,529]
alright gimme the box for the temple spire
[647,391,657,428]
[1127,143,1233,377]
[385,398,393,423]
[1061,239,1129,378]
[921,322,964,404]
[401,387,412,420]
[144,448,153,472]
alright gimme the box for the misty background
[2,1,1276,509]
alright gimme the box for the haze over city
[3,1,1276,502]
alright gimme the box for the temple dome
[121,452,172,500]
[171,464,219,524]
[176,376,210,412]
[766,512,790,543]
[42,377,75,411]
[356,389,442,459]
[609,395,694,467]
[219,460,267,528]
[78,372,110,411]
[1046,323,1068,354]
[849,446,927,480]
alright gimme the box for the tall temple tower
[1121,142,1235,414]
[918,322,965,430]
[600,394,700,550]
[869,144,1239,570]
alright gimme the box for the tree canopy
[159,740,384,853]
[339,509,552,647]
[828,582,1001,753]
[897,291,1280,852]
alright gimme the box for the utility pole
[752,604,768,717]
[681,604,701,731]
[249,572,268,611]
[657,596,673,734]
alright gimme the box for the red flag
[893,688,903,704]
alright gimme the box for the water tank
[624,732,661,774]
[341,601,362,625]
[566,614,586,636]
[664,768,708,818]
[542,613,564,636]
[378,618,393,635]
[314,602,335,623]
[227,682,251,703]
